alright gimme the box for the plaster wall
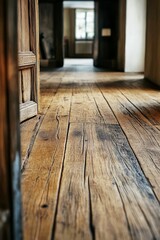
[125,0,146,72]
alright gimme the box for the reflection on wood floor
[21,60,160,240]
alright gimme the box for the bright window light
[75,9,94,40]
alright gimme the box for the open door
[18,0,39,122]
[39,0,63,68]
[0,0,22,239]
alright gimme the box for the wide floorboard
[21,60,160,240]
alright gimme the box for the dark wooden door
[18,0,39,122]
[93,0,119,69]
[39,0,63,68]
[0,0,22,239]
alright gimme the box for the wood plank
[19,51,36,68]
[119,88,160,125]
[89,82,118,124]
[22,68,160,239]
[20,76,62,168]
[54,123,160,239]
[40,79,62,113]
[22,78,73,240]
[98,85,160,200]
[70,81,117,124]
[53,124,93,240]
[70,81,103,124]
[87,124,160,240]
[20,101,37,122]
[40,71,54,81]
[21,115,42,168]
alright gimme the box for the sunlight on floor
[64,58,93,66]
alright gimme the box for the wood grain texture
[20,77,62,171]
[0,0,22,238]
[21,65,160,240]
[0,1,11,237]
[70,81,117,124]
[21,116,42,167]
[20,0,30,51]
[20,101,37,122]
[19,52,36,68]
[22,78,73,240]
[118,87,160,125]
[18,0,39,121]
[20,69,31,102]
[98,81,160,200]
[54,123,160,240]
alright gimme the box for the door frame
[0,0,22,239]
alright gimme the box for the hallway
[21,61,160,240]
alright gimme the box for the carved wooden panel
[18,0,39,122]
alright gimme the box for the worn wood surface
[18,0,39,121]
[19,52,36,68]
[20,101,37,123]
[0,0,22,239]
[21,62,160,240]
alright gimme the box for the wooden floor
[21,60,160,240]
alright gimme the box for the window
[75,9,94,40]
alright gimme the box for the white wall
[125,0,146,72]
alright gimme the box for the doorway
[39,0,121,70]
[63,1,95,60]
